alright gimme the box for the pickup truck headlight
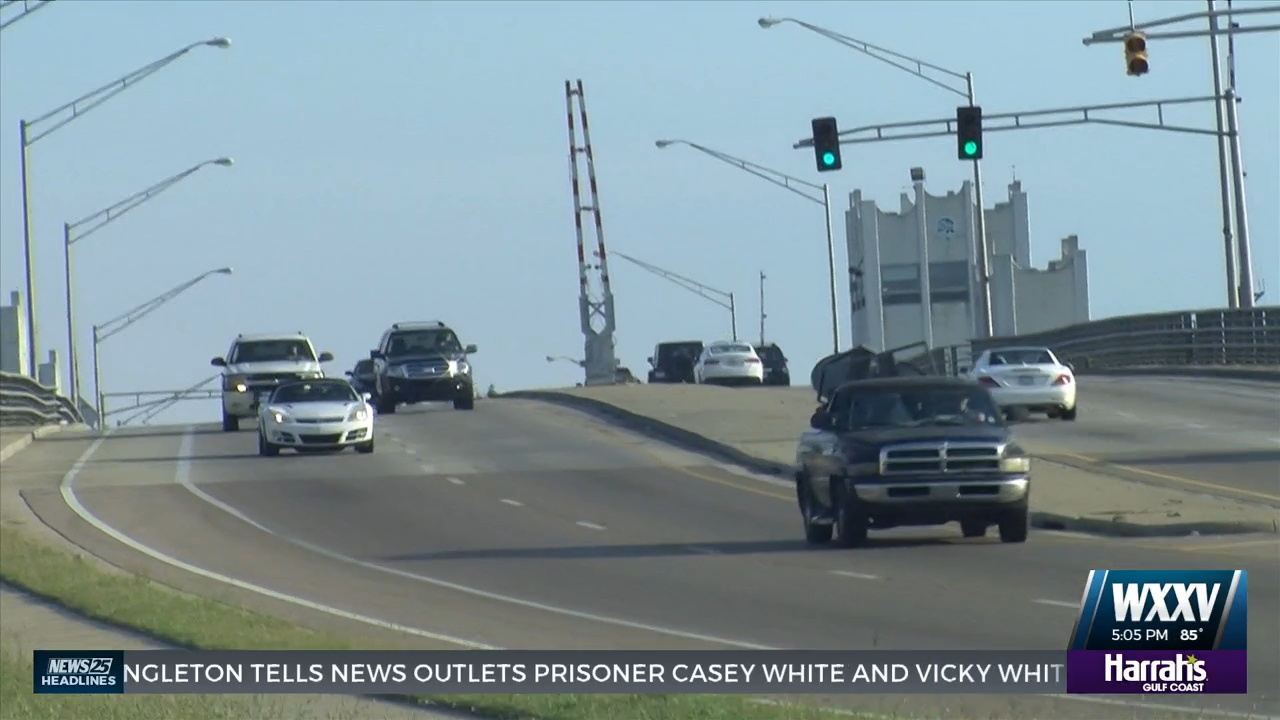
[452,360,470,375]
[223,375,248,392]
[999,444,1032,474]
[347,407,369,422]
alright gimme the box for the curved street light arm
[96,269,230,342]
[67,158,232,245]
[24,36,230,145]
[661,140,824,205]
[763,17,969,99]
[611,251,733,311]
[0,0,55,32]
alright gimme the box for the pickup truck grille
[879,442,1002,475]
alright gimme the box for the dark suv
[647,341,703,384]
[753,343,791,386]
[370,321,477,414]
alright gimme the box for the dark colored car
[370,321,477,414]
[344,359,377,395]
[647,341,703,384]
[753,343,790,386]
[794,376,1030,547]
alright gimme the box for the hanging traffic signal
[811,117,842,172]
[956,106,983,160]
[1124,32,1149,76]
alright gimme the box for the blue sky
[1,0,1276,424]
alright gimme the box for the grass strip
[0,525,869,719]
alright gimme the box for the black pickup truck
[794,376,1031,547]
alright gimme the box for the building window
[881,264,920,295]
[928,261,970,292]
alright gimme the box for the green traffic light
[822,151,836,166]
[962,141,979,157]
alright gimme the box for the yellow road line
[1052,451,1280,503]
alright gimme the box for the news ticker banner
[38,650,1067,695]
[1066,569,1248,694]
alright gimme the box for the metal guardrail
[906,306,1280,377]
[0,371,84,428]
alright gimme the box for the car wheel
[998,506,1030,543]
[222,412,239,432]
[1060,404,1078,421]
[453,394,475,411]
[832,481,869,548]
[257,431,279,457]
[376,394,397,415]
[960,520,988,538]
[796,474,833,545]
[355,439,375,454]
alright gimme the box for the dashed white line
[576,521,606,531]
[500,498,523,507]
[405,447,417,455]
[829,569,881,581]
[1034,598,1080,609]
[683,545,722,555]
[447,477,465,485]
[418,462,435,473]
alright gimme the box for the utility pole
[565,80,619,386]
[759,271,766,345]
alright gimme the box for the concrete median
[504,384,1279,538]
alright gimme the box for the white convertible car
[966,346,1077,421]
[257,378,375,456]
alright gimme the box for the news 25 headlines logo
[33,650,124,694]
[1065,570,1248,695]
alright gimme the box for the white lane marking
[683,545,722,555]
[447,477,465,485]
[499,498,523,507]
[829,570,880,581]
[575,521,606,531]
[59,429,496,650]
[418,463,436,474]
[1185,423,1207,430]
[1116,411,1136,420]
[405,447,417,455]
[170,433,774,650]
[1033,598,1080,609]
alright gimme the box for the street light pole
[91,267,233,424]
[654,139,841,352]
[610,250,739,341]
[1207,0,1239,308]
[17,36,231,377]
[759,17,995,339]
[62,157,234,404]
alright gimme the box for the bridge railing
[906,306,1279,377]
[0,371,84,428]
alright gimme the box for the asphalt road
[999,375,1279,505]
[33,395,1277,720]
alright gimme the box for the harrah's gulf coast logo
[1065,570,1248,695]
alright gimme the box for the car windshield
[988,348,1054,366]
[709,344,754,355]
[657,343,702,362]
[386,329,462,357]
[230,340,315,363]
[272,381,358,404]
[835,386,1001,429]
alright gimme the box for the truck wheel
[832,483,869,548]
[998,507,1030,543]
[377,395,397,415]
[796,475,832,545]
[453,394,475,411]
[222,412,239,432]
[960,520,988,538]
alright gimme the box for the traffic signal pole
[963,73,995,339]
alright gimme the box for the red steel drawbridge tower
[564,79,618,386]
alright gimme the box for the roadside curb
[503,389,1276,539]
[1083,367,1280,382]
[0,424,67,464]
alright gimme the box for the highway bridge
[3,373,1277,720]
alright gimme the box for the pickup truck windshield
[836,387,1001,429]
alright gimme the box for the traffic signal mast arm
[791,93,1231,150]
[1083,4,1280,44]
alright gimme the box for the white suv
[211,333,334,432]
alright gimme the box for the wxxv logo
[1065,570,1248,695]
[1068,570,1247,651]
[33,650,124,694]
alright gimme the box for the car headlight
[224,375,248,392]
[347,407,369,422]
[268,408,292,424]
[302,371,324,379]
[453,360,470,375]
[999,443,1031,474]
